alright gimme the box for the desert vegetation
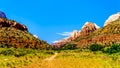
[0,48,54,68]
[0,44,120,68]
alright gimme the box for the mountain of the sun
[0,11,50,49]
[54,12,120,48]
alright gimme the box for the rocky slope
[75,18,120,48]
[54,22,99,48]
[0,18,28,31]
[0,11,50,49]
[104,12,120,26]
[73,12,120,48]
[54,12,120,48]
[77,22,99,37]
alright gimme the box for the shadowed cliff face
[0,11,6,18]
[0,11,27,32]
[0,18,28,32]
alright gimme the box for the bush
[89,44,103,51]
[61,44,77,50]
[14,48,27,57]
[0,48,28,57]
[103,44,120,54]
[0,48,15,56]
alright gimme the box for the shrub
[62,44,77,50]
[14,48,27,57]
[0,48,15,56]
[89,44,103,51]
[103,44,120,54]
[0,48,27,57]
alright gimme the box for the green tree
[89,44,103,51]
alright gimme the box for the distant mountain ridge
[53,22,99,48]
[54,12,120,48]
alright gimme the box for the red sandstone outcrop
[0,18,28,31]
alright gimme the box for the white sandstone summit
[94,23,100,29]
[82,22,100,29]
[70,30,78,39]
[104,12,120,26]
[81,22,89,29]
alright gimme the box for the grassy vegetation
[0,44,120,68]
[40,50,120,68]
[0,48,55,68]
[40,44,120,68]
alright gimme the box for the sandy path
[22,53,58,68]
[44,53,58,61]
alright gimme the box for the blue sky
[1,0,120,43]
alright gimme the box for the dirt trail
[22,53,58,68]
[44,53,58,61]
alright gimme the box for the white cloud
[51,32,72,44]
[52,41,59,43]
[51,36,70,44]
[33,35,38,38]
[57,32,72,37]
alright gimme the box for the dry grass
[1,49,120,68]
[40,51,120,68]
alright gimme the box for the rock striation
[0,18,28,31]
[78,22,99,37]
[75,12,120,48]
[54,12,120,48]
[54,22,99,48]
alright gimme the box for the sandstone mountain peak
[53,22,99,48]
[81,22,91,29]
[54,12,120,48]
[0,11,7,18]
[78,22,99,37]
[94,23,100,29]
[70,30,78,39]
[82,22,100,29]
[104,12,120,26]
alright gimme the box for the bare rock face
[0,18,28,31]
[54,12,120,48]
[53,22,99,48]
[53,30,79,48]
[0,11,27,31]
[78,22,99,37]
[104,12,120,26]
[69,30,78,40]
